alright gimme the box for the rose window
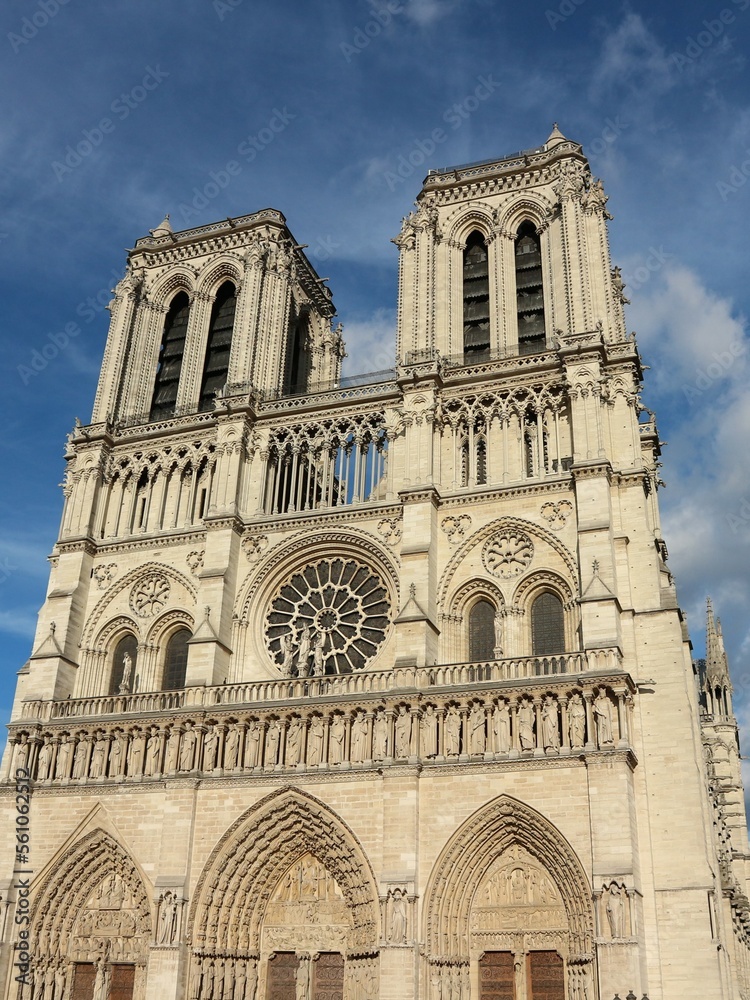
[482,532,534,579]
[129,574,171,617]
[266,558,390,673]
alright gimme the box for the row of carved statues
[9,687,628,783]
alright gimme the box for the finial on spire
[546,122,567,149]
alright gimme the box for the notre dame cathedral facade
[2,127,749,1000]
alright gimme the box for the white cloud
[592,12,674,95]
[340,307,397,377]
[404,0,460,27]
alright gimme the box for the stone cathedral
[2,126,749,1000]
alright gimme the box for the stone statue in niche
[568,692,586,748]
[164,727,180,772]
[389,888,407,943]
[280,633,295,676]
[445,706,461,756]
[296,625,312,677]
[37,735,54,780]
[244,720,261,768]
[329,715,345,764]
[55,733,72,778]
[593,690,614,746]
[421,705,437,757]
[119,652,133,694]
[307,716,324,765]
[203,725,219,770]
[93,959,107,1000]
[469,703,486,754]
[541,696,560,751]
[145,727,160,776]
[72,738,88,779]
[605,883,625,938]
[12,734,29,773]
[350,710,367,763]
[214,957,225,999]
[265,720,281,766]
[179,721,197,771]
[493,611,504,657]
[395,706,411,758]
[286,717,303,766]
[518,700,535,751]
[90,732,108,778]
[224,724,240,770]
[157,892,179,945]
[493,700,510,753]
[295,957,310,1000]
[373,710,388,759]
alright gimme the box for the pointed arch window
[515,222,546,355]
[110,634,138,695]
[531,592,565,655]
[199,282,237,411]
[150,292,190,421]
[287,309,311,394]
[163,628,191,690]
[469,599,496,662]
[463,231,490,357]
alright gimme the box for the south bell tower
[3,129,749,1000]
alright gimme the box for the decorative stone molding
[129,573,171,618]
[186,549,204,576]
[540,499,573,530]
[482,532,534,579]
[242,534,269,561]
[441,514,472,543]
[92,563,118,590]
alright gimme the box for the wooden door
[527,951,564,1000]
[70,964,96,1000]
[479,951,515,1000]
[266,951,299,999]
[312,952,344,1000]
[110,964,135,1000]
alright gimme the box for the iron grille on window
[469,599,496,661]
[515,222,546,355]
[463,231,490,356]
[531,592,564,655]
[163,629,191,690]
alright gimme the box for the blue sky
[1,0,749,770]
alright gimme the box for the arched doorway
[423,796,595,999]
[188,788,381,998]
[28,830,151,999]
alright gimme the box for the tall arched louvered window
[162,628,191,690]
[110,634,138,695]
[469,599,496,662]
[515,222,546,355]
[287,311,310,394]
[531,592,565,655]
[150,292,190,421]
[463,231,490,357]
[199,282,237,411]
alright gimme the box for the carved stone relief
[129,573,171,617]
[540,500,573,530]
[482,532,534,579]
[92,563,118,590]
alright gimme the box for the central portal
[478,951,564,1000]
[266,951,344,999]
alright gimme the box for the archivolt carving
[188,787,380,955]
[148,267,196,306]
[197,256,243,297]
[512,569,576,613]
[493,194,555,237]
[29,828,152,965]
[448,578,505,619]
[93,614,143,651]
[145,608,195,645]
[82,561,197,646]
[423,794,594,962]
[444,204,495,246]
[437,517,577,609]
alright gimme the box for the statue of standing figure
[312,631,326,676]
[119,651,133,694]
[493,610,504,657]
[568,692,586,748]
[279,633,295,677]
[296,626,312,677]
[593,690,614,746]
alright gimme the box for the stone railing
[5,666,633,787]
[17,649,622,723]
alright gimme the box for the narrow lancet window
[199,282,236,411]
[150,292,190,421]
[463,231,490,357]
[515,222,546,355]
